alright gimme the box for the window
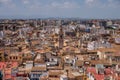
[13,56,15,59]
[10,57,12,59]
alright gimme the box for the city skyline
[0,0,120,19]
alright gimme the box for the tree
[0,71,3,80]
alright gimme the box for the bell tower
[59,25,64,49]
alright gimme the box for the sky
[0,0,120,19]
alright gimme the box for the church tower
[59,25,64,49]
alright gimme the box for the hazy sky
[0,0,120,19]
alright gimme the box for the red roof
[0,61,18,79]
[118,76,120,80]
[87,67,97,74]
[0,62,6,70]
[5,74,12,79]
[0,62,18,70]
[104,68,112,75]
[94,74,104,80]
